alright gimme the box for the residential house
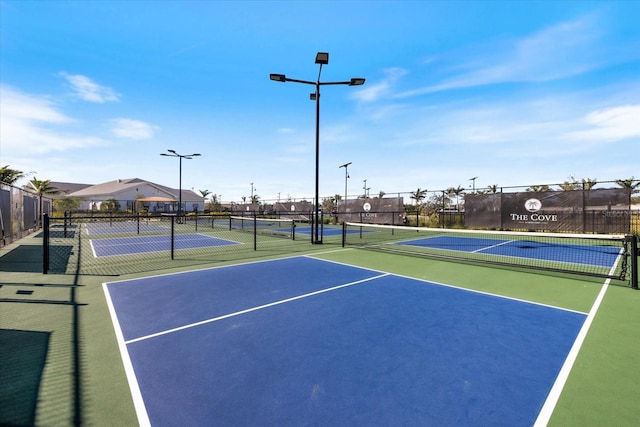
[55,178,204,213]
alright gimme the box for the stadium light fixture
[339,162,352,216]
[160,150,201,218]
[270,52,365,244]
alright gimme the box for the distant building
[51,178,204,213]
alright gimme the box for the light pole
[339,162,351,216]
[160,149,201,218]
[270,52,365,244]
[469,176,478,192]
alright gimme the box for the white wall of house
[75,183,204,212]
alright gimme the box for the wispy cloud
[0,85,106,155]
[111,118,158,140]
[565,104,640,141]
[277,127,295,134]
[60,72,120,103]
[352,68,407,103]
[397,13,615,97]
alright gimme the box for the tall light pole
[160,149,201,218]
[339,162,351,216]
[270,52,365,244]
[469,176,478,192]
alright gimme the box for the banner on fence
[465,188,631,233]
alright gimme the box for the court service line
[125,273,390,345]
[472,239,513,253]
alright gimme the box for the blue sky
[1,1,639,203]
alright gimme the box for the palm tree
[27,178,59,226]
[615,177,640,192]
[582,178,597,190]
[559,175,580,191]
[199,189,212,201]
[0,165,26,185]
[447,186,465,210]
[410,188,427,207]
[526,185,551,192]
[487,185,499,194]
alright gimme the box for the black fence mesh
[43,212,322,276]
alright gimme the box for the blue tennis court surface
[90,233,239,257]
[104,256,586,426]
[396,235,621,267]
[84,222,168,235]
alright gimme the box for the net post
[310,210,314,244]
[253,212,257,251]
[137,212,140,234]
[42,213,49,274]
[170,215,175,260]
[631,234,638,290]
[342,221,346,247]
[64,210,68,238]
[292,220,296,241]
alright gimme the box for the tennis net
[229,216,295,239]
[342,222,632,280]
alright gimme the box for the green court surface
[1,231,639,426]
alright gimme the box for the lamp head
[349,78,366,86]
[270,73,286,82]
[315,52,329,65]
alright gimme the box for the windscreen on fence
[339,197,405,225]
[465,188,631,233]
[272,201,314,221]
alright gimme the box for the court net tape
[342,222,632,280]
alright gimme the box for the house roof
[49,181,94,198]
[64,178,202,201]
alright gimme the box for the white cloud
[277,127,295,134]
[396,13,613,97]
[111,118,158,140]
[0,84,107,155]
[60,72,120,103]
[565,105,640,141]
[352,68,407,103]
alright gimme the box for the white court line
[533,248,624,426]
[472,239,514,253]
[125,273,390,345]
[103,283,151,427]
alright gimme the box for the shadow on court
[0,329,51,426]
[0,245,43,273]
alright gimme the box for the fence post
[631,234,638,290]
[170,215,175,260]
[43,213,49,274]
[253,212,257,251]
